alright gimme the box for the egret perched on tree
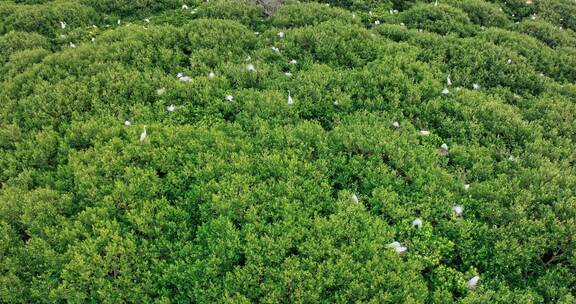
[289,59,297,64]
[145,18,150,23]
[507,59,512,64]
[447,75,452,86]
[182,4,189,9]
[124,120,132,126]
[271,46,280,52]
[437,143,449,156]
[247,63,256,72]
[60,21,66,29]
[208,71,215,78]
[277,31,285,38]
[386,241,407,254]
[285,72,293,77]
[411,218,423,228]
[352,194,359,203]
[453,205,464,216]
[156,88,166,96]
[140,125,147,142]
[392,121,400,129]
[287,91,294,105]
[467,276,480,289]
[442,87,450,95]
[91,37,95,43]
[69,42,76,48]
[166,104,176,112]
[472,83,481,90]
[420,130,430,136]
[374,20,380,25]
[225,95,234,102]
[464,184,470,191]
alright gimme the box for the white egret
[386,241,407,254]
[124,120,132,126]
[156,88,166,96]
[140,125,147,142]
[369,11,373,15]
[60,21,66,29]
[245,56,252,61]
[271,46,279,52]
[285,72,293,77]
[374,20,381,25]
[247,63,256,72]
[277,31,285,38]
[289,59,297,64]
[333,101,339,106]
[145,18,150,23]
[117,19,121,25]
[400,22,405,27]
[182,4,189,9]
[352,194,359,203]
[69,42,76,48]
[467,276,480,289]
[287,91,294,105]
[453,205,464,216]
[225,95,234,102]
[435,0,438,6]
[166,104,176,112]
[419,130,430,136]
[507,59,512,64]
[392,121,400,129]
[447,75,452,86]
[208,71,215,78]
[464,184,470,191]
[411,218,423,228]
[191,9,197,14]
[472,83,481,90]
[91,37,95,43]
[442,87,450,95]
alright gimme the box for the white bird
[453,205,464,216]
[285,72,293,77]
[60,21,66,29]
[400,22,405,27]
[467,276,480,289]
[447,75,452,86]
[91,37,95,43]
[208,71,215,78]
[442,87,450,95]
[277,31,285,38]
[438,143,449,156]
[333,101,339,106]
[69,42,76,48]
[225,95,234,102]
[386,241,407,254]
[411,218,423,228]
[166,104,177,112]
[145,18,150,23]
[531,14,537,20]
[420,130,430,136]
[178,75,191,82]
[508,155,516,161]
[156,88,166,96]
[182,4,189,9]
[247,63,256,72]
[369,11,373,16]
[287,91,294,105]
[389,9,394,14]
[392,121,400,129]
[464,184,470,191]
[507,59,512,64]
[289,59,297,64]
[472,83,481,90]
[124,120,132,126]
[191,9,197,14]
[374,20,381,25]
[176,72,183,78]
[140,125,147,142]
[271,46,280,52]
[435,0,438,6]
[117,19,121,25]
[352,194,359,203]
[245,56,252,61]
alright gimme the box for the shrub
[273,2,359,28]
[0,31,50,62]
[399,3,478,36]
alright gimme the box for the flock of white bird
[55,7,539,289]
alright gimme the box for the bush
[399,3,478,36]
[0,31,50,62]
[273,2,359,28]
[511,19,576,48]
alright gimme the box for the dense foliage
[1,0,575,302]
